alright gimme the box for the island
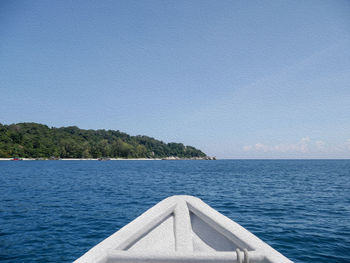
[0,123,214,160]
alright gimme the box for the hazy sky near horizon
[1,0,350,158]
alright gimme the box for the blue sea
[0,160,349,262]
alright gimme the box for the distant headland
[0,122,215,160]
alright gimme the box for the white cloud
[315,140,325,150]
[299,137,310,153]
[243,145,253,151]
[255,143,267,151]
[242,138,350,157]
[345,139,350,150]
[243,137,311,153]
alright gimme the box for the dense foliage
[0,123,206,159]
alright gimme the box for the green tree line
[0,123,206,159]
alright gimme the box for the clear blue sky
[1,0,350,158]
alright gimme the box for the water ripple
[0,160,349,262]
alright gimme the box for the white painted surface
[74,195,293,263]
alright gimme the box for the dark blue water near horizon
[0,160,349,263]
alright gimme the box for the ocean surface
[0,160,349,263]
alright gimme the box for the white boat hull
[75,195,293,263]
